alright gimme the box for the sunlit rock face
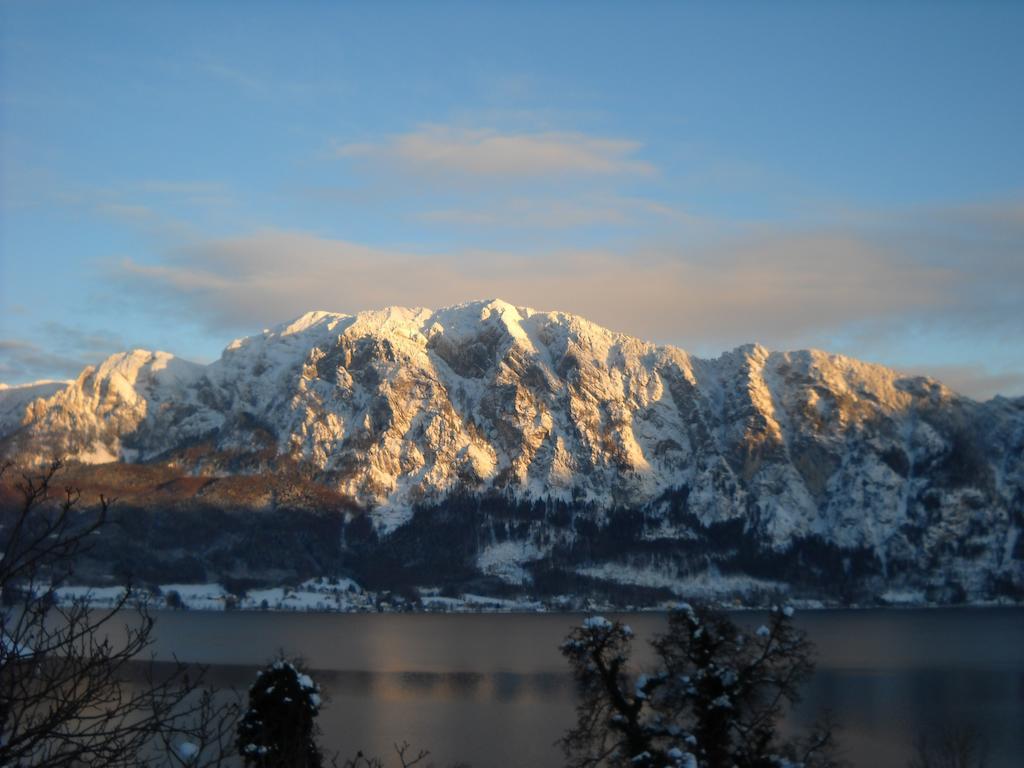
[2,300,1022,602]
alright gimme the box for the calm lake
[143,608,1024,767]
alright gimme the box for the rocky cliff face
[2,300,1021,604]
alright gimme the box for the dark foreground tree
[234,658,445,768]
[0,459,238,766]
[908,722,989,768]
[237,657,323,767]
[560,604,841,768]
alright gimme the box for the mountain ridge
[1,299,1021,604]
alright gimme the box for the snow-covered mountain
[0,380,69,437]
[2,300,1021,604]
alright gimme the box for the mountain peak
[276,310,348,337]
[1,301,1020,604]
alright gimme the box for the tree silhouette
[237,657,323,767]
[560,604,840,768]
[0,459,238,766]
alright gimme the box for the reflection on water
[135,609,1023,768]
[788,668,1023,767]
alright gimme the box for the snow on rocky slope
[0,380,68,437]
[2,300,1021,603]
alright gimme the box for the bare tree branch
[0,459,238,767]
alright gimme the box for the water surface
[146,609,1024,767]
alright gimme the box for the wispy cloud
[416,195,708,232]
[908,364,1024,402]
[192,56,332,101]
[111,199,1023,349]
[421,197,628,230]
[132,179,234,208]
[0,341,82,382]
[0,324,127,384]
[2,163,233,233]
[337,125,655,179]
[199,60,266,93]
[94,201,199,242]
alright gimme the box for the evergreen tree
[237,658,323,768]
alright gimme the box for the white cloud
[337,125,655,178]
[102,199,1024,398]
[112,224,1006,346]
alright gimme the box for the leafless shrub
[0,459,239,767]
[909,722,989,768]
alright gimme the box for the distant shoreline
[52,581,1023,615]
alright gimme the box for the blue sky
[1,1,1022,398]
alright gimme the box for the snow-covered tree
[559,605,840,768]
[237,657,323,767]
